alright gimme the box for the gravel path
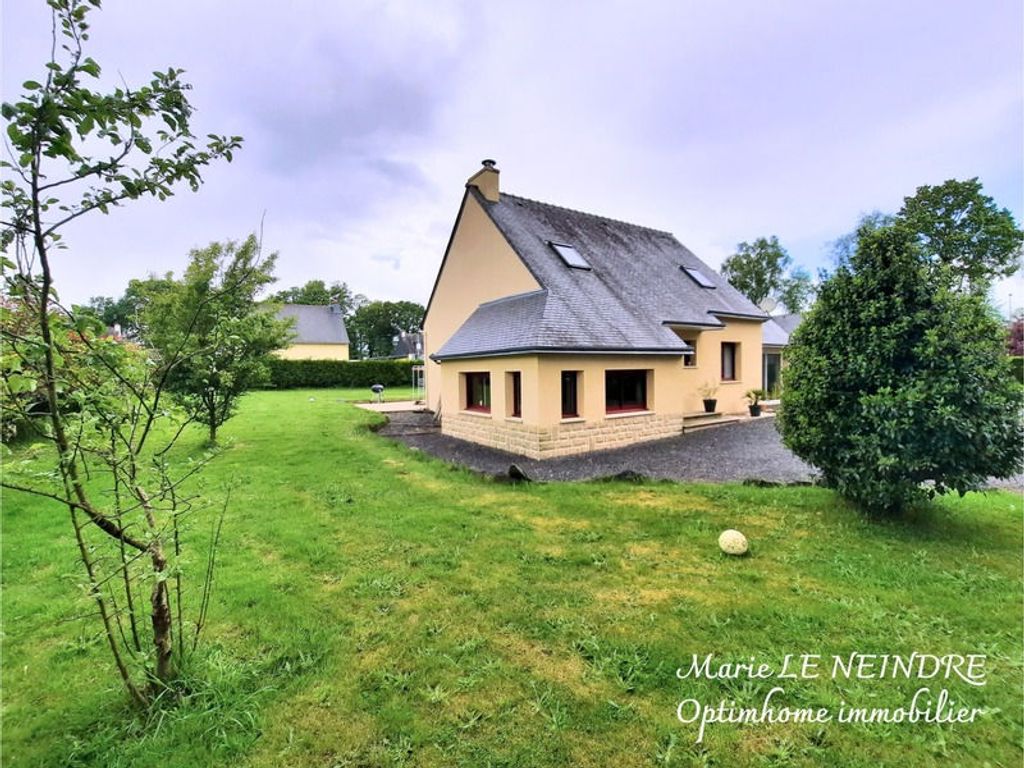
[378,412,1024,490]
[378,412,817,484]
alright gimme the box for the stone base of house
[442,411,685,459]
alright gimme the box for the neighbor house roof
[276,304,350,344]
[389,331,424,359]
[434,189,767,360]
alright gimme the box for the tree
[271,279,367,317]
[347,300,424,358]
[776,267,814,314]
[75,275,178,338]
[720,236,790,307]
[720,235,814,312]
[897,178,1023,293]
[778,225,1022,514]
[1,0,241,702]
[828,211,894,269]
[142,236,291,443]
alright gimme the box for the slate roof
[772,313,803,334]
[390,331,424,359]
[434,189,767,360]
[277,304,350,344]
[763,318,790,347]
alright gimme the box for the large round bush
[778,226,1022,513]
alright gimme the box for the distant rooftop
[276,304,350,345]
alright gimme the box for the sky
[2,0,1022,315]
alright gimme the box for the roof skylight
[681,266,716,288]
[549,241,591,270]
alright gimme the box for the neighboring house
[422,160,770,459]
[389,330,424,360]
[761,313,802,394]
[275,303,350,360]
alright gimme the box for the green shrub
[1010,356,1023,384]
[778,226,1023,514]
[266,358,420,389]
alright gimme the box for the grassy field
[319,385,420,402]
[2,388,1021,767]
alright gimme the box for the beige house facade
[423,161,769,459]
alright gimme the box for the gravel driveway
[378,412,1024,490]
[378,412,817,484]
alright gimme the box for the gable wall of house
[275,343,350,361]
[423,193,541,412]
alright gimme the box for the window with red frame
[509,371,522,417]
[465,372,491,412]
[561,371,580,417]
[605,370,647,413]
[721,343,738,381]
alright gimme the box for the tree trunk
[149,541,175,686]
[207,396,218,444]
[135,485,175,687]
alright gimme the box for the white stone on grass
[718,529,749,556]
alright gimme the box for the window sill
[461,409,492,418]
[505,416,523,423]
[605,409,655,419]
[719,380,742,385]
[560,416,585,424]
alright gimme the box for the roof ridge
[500,191,674,237]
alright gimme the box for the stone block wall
[443,411,684,459]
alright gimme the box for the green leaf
[7,374,38,395]
[22,80,42,90]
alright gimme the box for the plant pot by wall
[703,398,717,413]
[748,404,761,417]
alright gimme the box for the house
[761,313,802,394]
[422,161,770,459]
[388,330,424,360]
[275,303,350,360]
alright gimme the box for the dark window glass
[605,370,647,412]
[465,372,491,412]
[683,338,697,367]
[510,372,522,417]
[682,266,716,288]
[763,353,781,393]
[561,371,579,417]
[550,242,591,269]
[721,343,737,381]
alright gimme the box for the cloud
[2,0,1020,312]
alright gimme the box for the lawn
[321,385,421,402]
[2,389,1021,767]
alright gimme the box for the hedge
[265,358,421,389]
[1011,356,1023,384]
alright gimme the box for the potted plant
[746,388,766,417]
[699,382,718,413]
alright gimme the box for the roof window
[682,266,716,288]
[549,241,591,270]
